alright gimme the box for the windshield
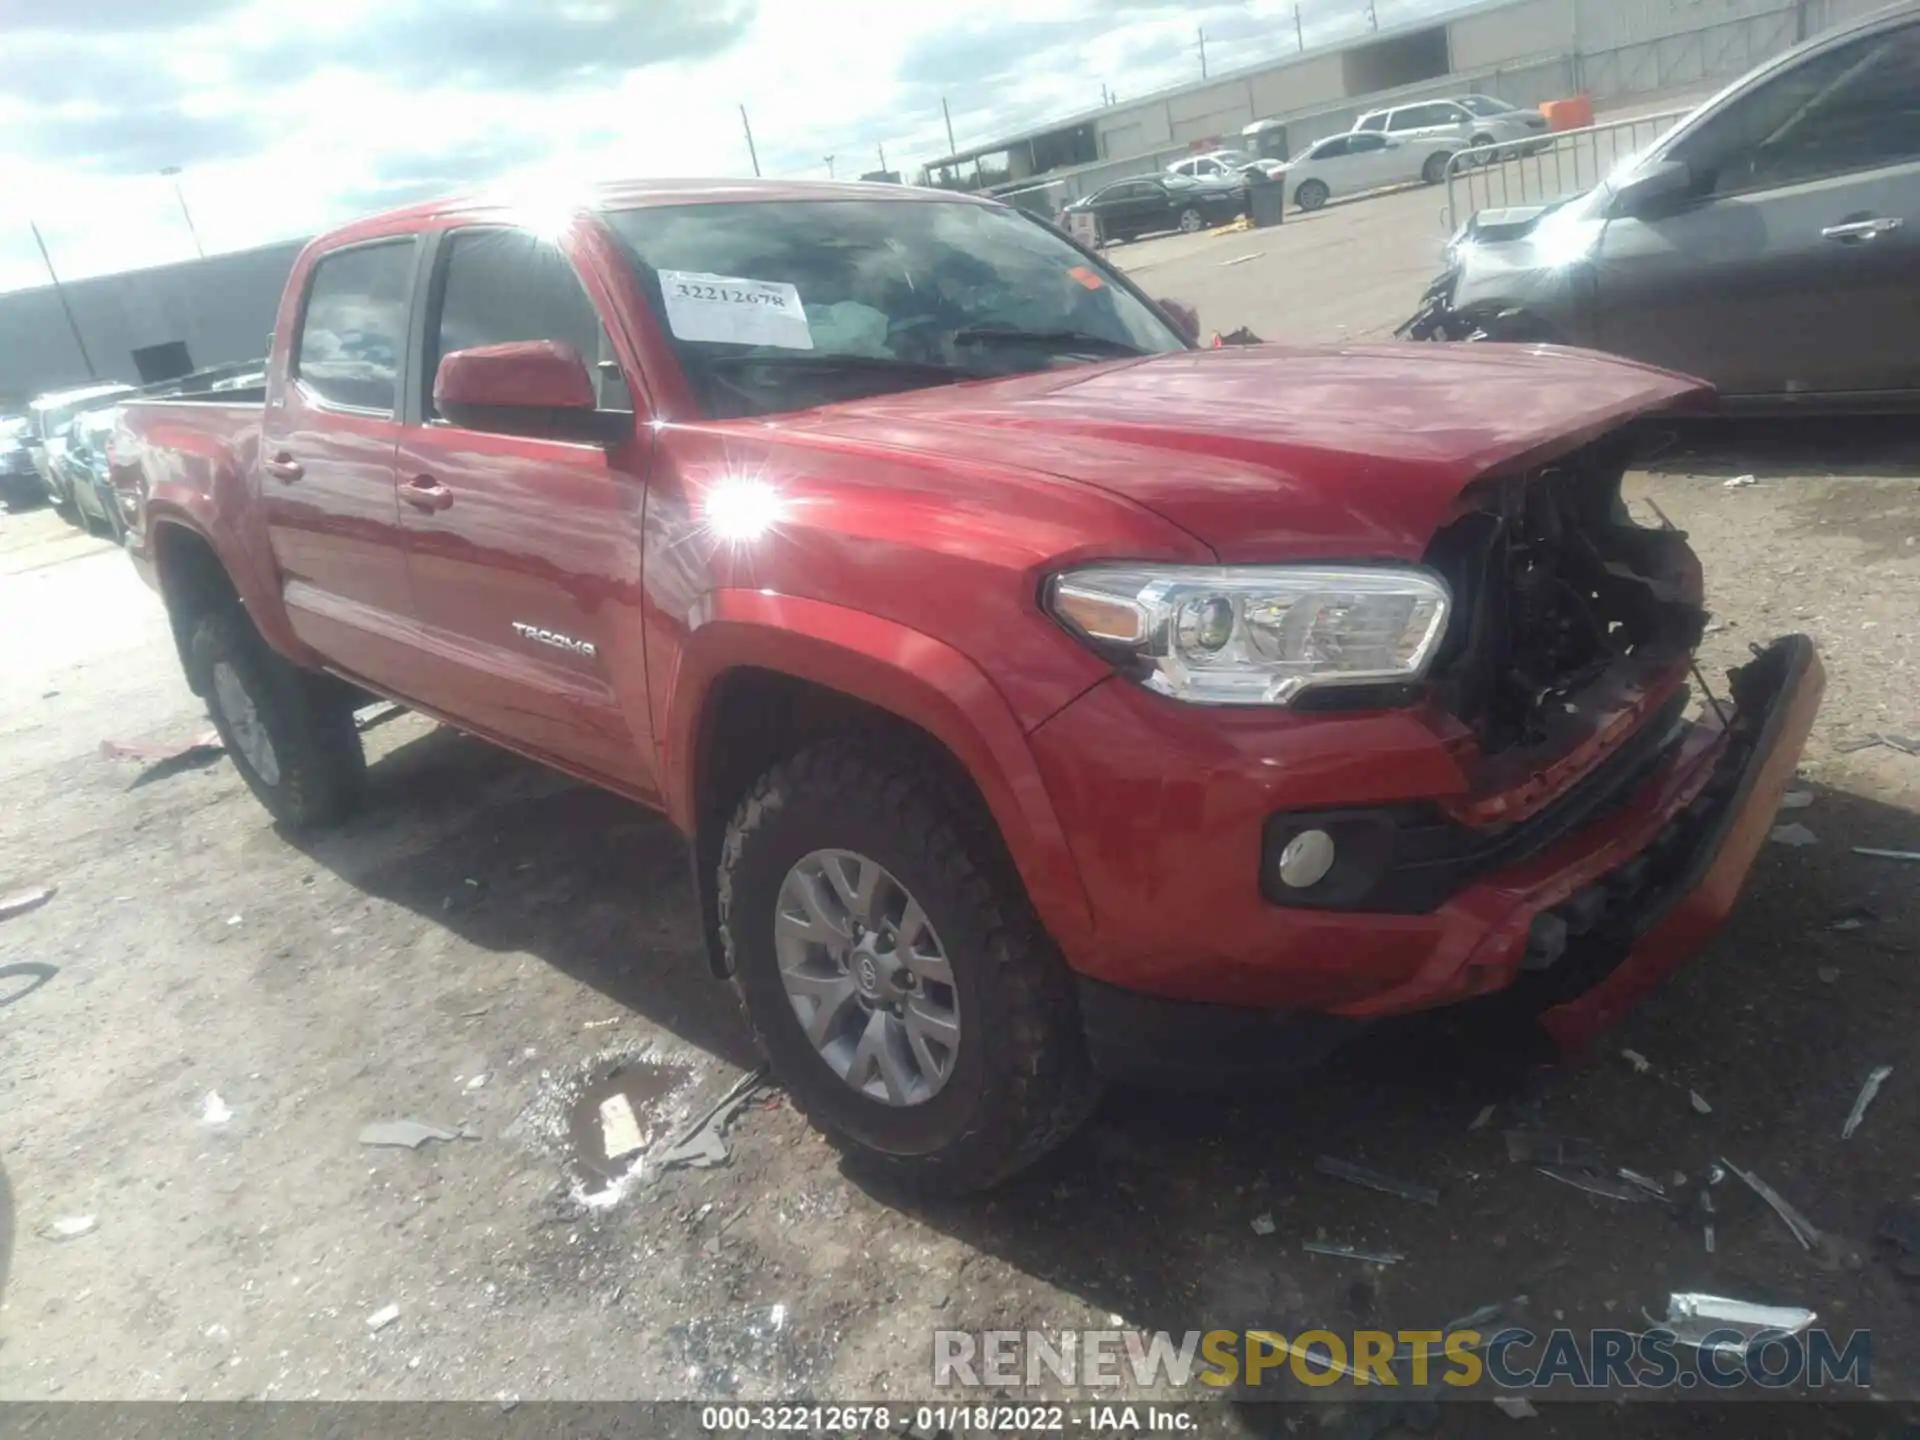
[1459,95,1516,117]
[604,198,1185,420]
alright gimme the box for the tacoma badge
[511,622,597,658]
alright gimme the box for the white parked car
[1353,96,1551,160]
[1167,148,1285,182]
[1281,131,1457,211]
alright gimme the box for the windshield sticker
[1066,265,1106,291]
[659,270,814,350]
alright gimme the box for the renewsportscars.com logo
[932,1327,1872,1393]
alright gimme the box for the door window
[1355,114,1387,133]
[1389,104,1456,132]
[426,228,631,419]
[1347,134,1391,154]
[293,240,416,414]
[1310,136,1352,159]
[1673,23,1920,196]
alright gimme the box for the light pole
[160,167,205,258]
[739,105,761,177]
[29,221,95,378]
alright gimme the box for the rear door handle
[1822,217,1903,242]
[263,453,303,482]
[401,474,454,512]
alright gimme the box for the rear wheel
[189,608,365,830]
[1295,180,1330,212]
[1470,133,1496,163]
[1177,207,1206,233]
[1422,152,1454,185]
[720,739,1100,1192]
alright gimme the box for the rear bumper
[1055,637,1821,1084]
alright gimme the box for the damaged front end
[1397,198,1590,344]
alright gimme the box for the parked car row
[1282,93,1553,212]
[4,362,268,535]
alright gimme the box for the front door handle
[263,453,303,483]
[1822,217,1903,243]
[402,474,453,512]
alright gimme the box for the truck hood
[775,344,1708,561]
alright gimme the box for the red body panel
[109,179,1814,1053]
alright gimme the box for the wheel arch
[668,593,1097,978]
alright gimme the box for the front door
[260,237,420,690]
[394,224,657,794]
[1595,19,1920,399]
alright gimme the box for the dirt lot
[4,225,1920,1435]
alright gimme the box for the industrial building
[923,0,1890,209]
[0,237,304,409]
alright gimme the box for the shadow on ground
[290,724,756,1070]
[1642,416,1920,482]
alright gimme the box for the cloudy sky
[1,0,1463,293]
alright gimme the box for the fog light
[1277,829,1336,889]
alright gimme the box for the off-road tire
[719,739,1101,1192]
[1296,180,1330,212]
[188,607,365,830]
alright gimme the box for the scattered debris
[1689,1089,1712,1115]
[200,1091,233,1127]
[1842,1065,1893,1140]
[1251,1212,1276,1236]
[1828,905,1879,933]
[658,1068,769,1173]
[1210,325,1265,347]
[1536,1166,1650,1203]
[1778,790,1814,810]
[1315,1156,1439,1207]
[1722,474,1758,489]
[1875,1202,1920,1279]
[1492,1396,1539,1419]
[582,1017,622,1030]
[35,1215,97,1242]
[1769,823,1817,848]
[0,885,57,922]
[1853,846,1920,863]
[464,1073,488,1091]
[1505,1131,1601,1169]
[98,729,222,763]
[1303,1240,1402,1266]
[1469,1104,1496,1131]
[1616,1168,1669,1200]
[599,1093,647,1162]
[1621,1048,1652,1074]
[366,1303,401,1333]
[1662,1293,1816,1356]
[1880,733,1920,757]
[1722,1159,1821,1249]
[1835,735,1885,754]
[358,1119,467,1150]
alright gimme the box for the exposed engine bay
[1424,437,1708,757]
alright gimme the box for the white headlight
[1048,564,1451,706]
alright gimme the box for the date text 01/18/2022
[698,1404,1197,1432]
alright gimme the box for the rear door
[1344,132,1405,188]
[393,224,656,791]
[1595,19,1920,398]
[260,237,420,690]
[1388,102,1470,147]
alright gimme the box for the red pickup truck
[112,178,1821,1190]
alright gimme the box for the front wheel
[1177,207,1206,233]
[719,740,1100,1192]
[1295,180,1330,212]
[189,608,366,830]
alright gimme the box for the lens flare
[703,476,787,544]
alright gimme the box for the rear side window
[1356,114,1387,132]
[1311,136,1351,159]
[294,240,415,414]
[1390,104,1455,131]
[426,228,630,418]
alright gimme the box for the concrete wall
[0,239,303,407]
[1452,0,1577,67]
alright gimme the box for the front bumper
[1041,637,1822,1085]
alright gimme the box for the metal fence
[1442,107,1691,232]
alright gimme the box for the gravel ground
[2,417,1918,1436]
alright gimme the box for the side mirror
[434,340,631,446]
[1158,299,1201,344]
[1610,159,1694,218]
